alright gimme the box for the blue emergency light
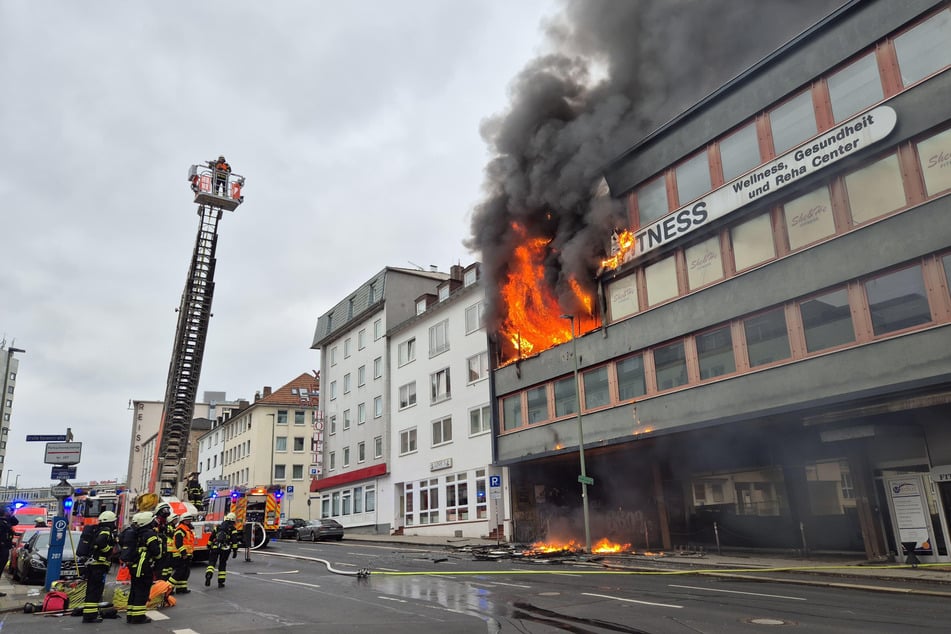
[231,491,239,499]
[63,497,74,510]
[12,501,27,510]
[275,490,283,500]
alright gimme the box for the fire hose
[246,521,269,550]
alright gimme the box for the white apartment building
[311,266,450,533]
[1,342,25,471]
[389,263,510,540]
[194,373,320,521]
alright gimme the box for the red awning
[310,463,387,492]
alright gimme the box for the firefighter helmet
[180,513,196,523]
[168,514,180,525]
[224,512,237,522]
[131,511,155,528]
[154,502,171,517]
[98,511,117,524]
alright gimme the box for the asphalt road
[3,539,950,632]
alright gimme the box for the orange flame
[600,229,637,271]
[592,538,632,553]
[498,223,598,364]
[526,538,632,555]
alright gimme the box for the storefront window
[616,355,646,401]
[685,235,724,290]
[582,366,610,410]
[744,307,791,367]
[845,154,906,224]
[805,460,855,515]
[784,186,836,250]
[893,9,951,86]
[769,90,817,154]
[734,468,787,516]
[696,325,735,380]
[800,288,855,353]
[719,122,761,182]
[827,53,883,122]
[607,274,639,321]
[553,376,577,417]
[865,265,931,335]
[675,151,711,204]
[653,341,687,391]
[916,127,951,197]
[526,385,548,424]
[502,394,523,431]
[732,213,776,271]
[637,176,669,225]
[645,254,678,306]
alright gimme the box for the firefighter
[127,511,161,625]
[205,512,241,588]
[213,155,231,195]
[153,502,173,581]
[164,514,180,582]
[170,513,196,594]
[81,510,117,623]
[0,507,18,597]
[185,473,204,511]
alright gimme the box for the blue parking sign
[489,475,501,488]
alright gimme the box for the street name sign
[51,482,74,497]
[50,466,77,480]
[27,434,68,442]
[44,442,82,465]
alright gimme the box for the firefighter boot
[205,571,213,587]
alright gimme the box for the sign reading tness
[50,466,77,480]
[44,442,82,465]
[26,434,68,442]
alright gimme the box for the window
[645,254,678,306]
[827,53,883,123]
[675,151,711,204]
[446,473,469,522]
[800,288,855,353]
[358,365,366,386]
[358,329,367,349]
[343,446,350,467]
[637,175,668,225]
[685,235,723,290]
[358,441,365,463]
[418,479,440,524]
[845,154,906,225]
[553,376,577,417]
[429,320,450,356]
[398,338,416,366]
[293,437,305,451]
[329,381,336,400]
[475,470,488,519]
[292,464,304,480]
[744,308,791,367]
[616,355,646,401]
[465,302,486,333]
[431,367,451,403]
[374,356,383,379]
[374,318,383,340]
[329,415,337,435]
[582,366,610,409]
[274,464,286,480]
[732,213,775,271]
[342,409,351,430]
[275,436,287,452]
[399,382,417,409]
[697,326,736,380]
[365,486,376,512]
[607,274,639,321]
[374,436,383,459]
[719,122,761,182]
[526,385,548,424]
[369,283,377,305]
[894,9,951,86]
[784,187,835,250]
[469,405,491,435]
[916,128,951,197]
[357,402,366,424]
[865,265,931,335]
[502,394,523,431]
[654,341,688,390]
[344,338,352,358]
[294,410,305,425]
[769,90,817,154]
[438,285,450,301]
[432,416,452,445]
[464,268,477,286]
[330,347,338,366]
[467,351,489,383]
[400,428,417,454]
[331,491,340,515]
[329,452,336,471]
[343,373,351,394]
[277,410,288,425]
[944,254,951,289]
[373,395,383,418]
[416,298,428,315]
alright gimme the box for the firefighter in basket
[205,512,241,588]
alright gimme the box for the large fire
[497,223,598,364]
[527,538,632,555]
[600,229,637,271]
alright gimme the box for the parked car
[7,528,47,581]
[296,519,344,542]
[278,518,308,539]
[14,529,87,584]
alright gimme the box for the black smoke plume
[467,0,846,329]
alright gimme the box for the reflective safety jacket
[166,523,180,559]
[215,160,231,174]
[132,528,162,578]
[174,523,195,558]
[88,527,117,570]
[208,520,241,553]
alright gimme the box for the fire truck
[69,488,119,530]
[121,158,246,561]
[204,485,283,548]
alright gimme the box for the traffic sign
[489,475,501,488]
[51,482,74,497]
[286,485,295,493]
[578,475,594,486]
[50,466,77,480]
[27,434,68,442]
[44,442,82,465]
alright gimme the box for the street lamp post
[561,314,592,554]
[4,469,11,488]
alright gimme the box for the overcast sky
[0,1,561,488]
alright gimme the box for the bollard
[713,522,721,555]
[800,521,809,557]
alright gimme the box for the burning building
[481,0,951,562]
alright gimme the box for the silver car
[296,519,344,542]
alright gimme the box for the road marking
[582,592,683,609]
[379,596,408,603]
[145,610,169,620]
[491,581,532,588]
[173,630,201,634]
[377,567,400,571]
[272,578,321,589]
[669,584,806,601]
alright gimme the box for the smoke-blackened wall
[467,0,847,328]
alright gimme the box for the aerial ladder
[146,158,246,500]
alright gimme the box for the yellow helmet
[224,512,237,522]
[98,511,117,524]
[132,511,155,528]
